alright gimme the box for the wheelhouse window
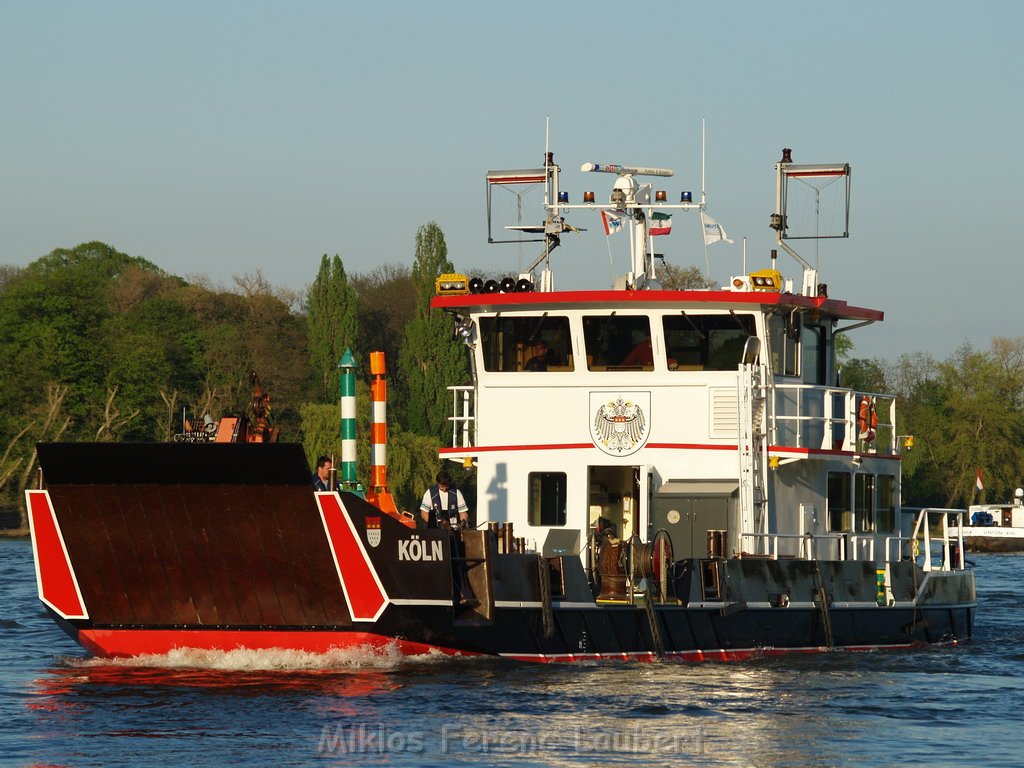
[528,472,567,526]
[827,471,852,532]
[583,315,653,371]
[478,315,573,372]
[662,313,755,371]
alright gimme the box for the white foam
[65,641,445,671]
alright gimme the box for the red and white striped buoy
[369,351,388,491]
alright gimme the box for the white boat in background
[957,488,1024,552]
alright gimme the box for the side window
[768,314,800,377]
[479,316,573,372]
[583,315,653,371]
[663,313,755,371]
[827,472,852,531]
[876,475,895,532]
[802,325,827,385]
[528,472,566,526]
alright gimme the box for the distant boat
[957,488,1024,552]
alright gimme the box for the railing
[740,513,966,571]
[904,507,967,572]
[741,532,847,560]
[770,384,896,455]
[447,385,475,448]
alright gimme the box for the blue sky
[2,1,1020,361]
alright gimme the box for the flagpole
[702,214,710,280]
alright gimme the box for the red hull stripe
[26,490,88,620]
[501,643,916,663]
[315,492,388,622]
[76,628,480,658]
[71,627,919,662]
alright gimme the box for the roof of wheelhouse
[432,289,883,322]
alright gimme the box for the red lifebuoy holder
[858,396,878,442]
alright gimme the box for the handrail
[902,507,967,571]
[447,385,475,448]
[768,384,896,455]
[741,517,967,571]
[740,531,846,561]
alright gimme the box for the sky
[2,1,1021,361]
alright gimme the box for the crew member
[419,470,469,528]
[312,456,334,491]
[525,339,553,371]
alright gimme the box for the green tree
[0,242,165,440]
[933,342,1024,507]
[839,357,887,393]
[659,263,717,289]
[398,223,469,442]
[351,263,415,426]
[306,255,358,403]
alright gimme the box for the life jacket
[427,485,458,528]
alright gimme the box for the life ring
[858,396,878,442]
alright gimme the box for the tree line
[0,226,468,526]
[1,234,1020,530]
[841,339,1024,508]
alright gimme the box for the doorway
[588,466,643,540]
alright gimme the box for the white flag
[701,212,734,245]
[601,209,625,236]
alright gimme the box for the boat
[956,488,1024,552]
[26,145,975,661]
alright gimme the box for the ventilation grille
[709,387,738,438]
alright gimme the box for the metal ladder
[738,363,769,553]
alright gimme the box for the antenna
[701,116,706,205]
[544,116,551,207]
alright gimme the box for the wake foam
[65,641,459,671]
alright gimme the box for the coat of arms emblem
[590,392,651,456]
[366,516,382,548]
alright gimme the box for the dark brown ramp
[37,442,352,629]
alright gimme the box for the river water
[1,536,1021,767]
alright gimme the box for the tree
[0,242,166,442]
[839,357,887,393]
[352,263,416,424]
[398,223,469,442]
[306,255,358,403]
[659,263,717,290]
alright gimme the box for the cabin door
[587,466,648,541]
[653,481,739,559]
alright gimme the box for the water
[2,536,1022,768]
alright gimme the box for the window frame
[528,471,567,527]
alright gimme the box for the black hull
[29,442,977,662]
[58,600,973,661]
